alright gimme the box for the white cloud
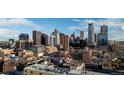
[72,19,81,22]
[69,18,124,41]
[0,28,21,41]
[69,26,82,31]
[0,18,44,41]
[0,18,43,29]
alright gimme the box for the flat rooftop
[24,63,60,74]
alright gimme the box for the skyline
[0,18,124,41]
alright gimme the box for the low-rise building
[82,47,92,63]
[33,45,45,57]
[23,63,60,75]
[45,46,58,54]
[68,70,83,75]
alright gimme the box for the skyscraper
[94,32,97,45]
[101,25,108,33]
[64,35,69,50]
[80,31,84,40]
[88,23,95,46]
[33,31,41,46]
[60,33,65,47]
[52,29,60,45]
[41,33,49,45]
[97,25,108,45]
[50,35,55,46]
[60,33,69,50]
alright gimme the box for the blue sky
[0,18,124,41]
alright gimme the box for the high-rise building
[52,29,60,45]
[97,25,108,45]
[94,32,97,45]
[19,33,29,41]
[41,33,49,45]
[50,35,55,46]
[88,23,95,46]
[73,32,76,38]
[80,39,87,48]
[71,32,77,42]
[60,33,65,48]
[33,31,42,46]
[80,31,84,40]
[60,33,69,50]
[101,25,108,33]
[19,33,29,49]
[64,35,69,50]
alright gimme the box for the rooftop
[24,63,62,74]
[68,70,83,75]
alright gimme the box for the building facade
[41,33,49,45]
[80,31,84,40]
[60,33,69,50]
[50,35,55,46]
[19,33,29,49]
[52,29,60,45]
[33,31,42,46]
[97,25,108,45]
[88,23,95,46]
[82,47,92,63]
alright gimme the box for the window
[30,71,33,74]
[39,73,42,75]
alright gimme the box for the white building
[52,29,60,45]
[50,35,55,46]
[88,23,95,46]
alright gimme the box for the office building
[80,39,87,48]
[50,35,55,46]
[72,32,76,39]
[64,35,69,50]
[19,33,29,49]
[19,33,29,41]
[33,31,42,46]
[97,25,108,45]
[94,32,97,45]
[60,33,65,46]
[41,33,49,45]
[88,23,95,46]
[70,32,77,43]
[80,31,84,40]
[60,33,69,50]
[52,29,60,45]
